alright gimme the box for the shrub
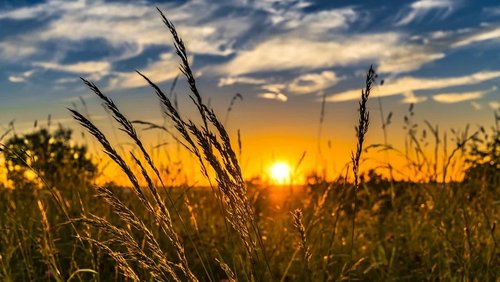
[2,126,97,190]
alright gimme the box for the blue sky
[0,0,499,178]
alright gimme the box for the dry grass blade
[350,66,376,264]
[69,108,197,281]
[78,77,201,280]
[150,8,272,276]
[292,209,312,263]
[73,216,175,282]
[215,258,236,282]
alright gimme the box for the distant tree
[2,126,97,190]
[464,113,499,189]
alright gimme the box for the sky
[0,0,499,183]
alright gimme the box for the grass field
[0,8,499,282]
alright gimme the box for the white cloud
[0,0,250,62]
[8,76,26,83]
[55,77,80,84]
[1,0,499,93]
[327,70,500,102]
[282,8,357,32]
[257,92,288,102]
[401,90,427,104]
[248,0,312,26]
[8,70,36,83]
[288,71,340,94]
[0,42,37,61]
[378,49,444,73]
[432,87,495,103]
[220,33,441,75]
[451,27,500,48]
[258,83,288,102]
[262,83,285,93]
[107,53,180,90]
[396,0,455,26]
[0,0,85,20]
[34,61,111,75]
[218,76,267,87]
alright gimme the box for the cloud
[34,61,111,74]
[401,91,427,104]
[0,0,85,20]
[247,0,320,28]
[282,8,357,32]
[0,0,251,63]
[396,0,455,26]
[451,26,500,48]
[218,76,268,87]
[8,70,36,83]
[55,77,80,84]
[220,33,442,75]
[288,71,340,94]
[327,70,500,102]
[0,42,37,61]
[262,83,286,93]
[8,76,26,83]
[489,101,500,110]
[1,0,499,96]
[432,87,495,103]
[257,83,288,102]
[257,92,288,102]
[107,53,180,90]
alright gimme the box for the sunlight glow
[270,162,291,185]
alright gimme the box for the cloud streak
[220,33,443,75]
[432,87,496,103]
[396,0,456,26]
[327,71,500,102]
[288,71,340,95]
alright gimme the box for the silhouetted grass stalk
[350,66,376,263]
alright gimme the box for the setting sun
[269,162,291,185]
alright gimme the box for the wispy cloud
[0,0,244,58]
[34,61,111,75]
[401,91,427,104]
[288,71,340,95]
[281,8,357,32]
[0,42,37,61]
[218,76,268,87]
[451,26,500,48]
[257,83,288,102]
[396,0,456,26]
[107,53,181,90]
[220,33,442,75]
[327,71,500,102]
[0,0,499,103]
[0,0,253,84]
[258,92,288,102]
[432,87,496,103]
[8,70,36,83]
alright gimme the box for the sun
[269,162,291,185]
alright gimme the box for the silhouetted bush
[2,126,97,190]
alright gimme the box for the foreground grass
[0,177,498,281]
